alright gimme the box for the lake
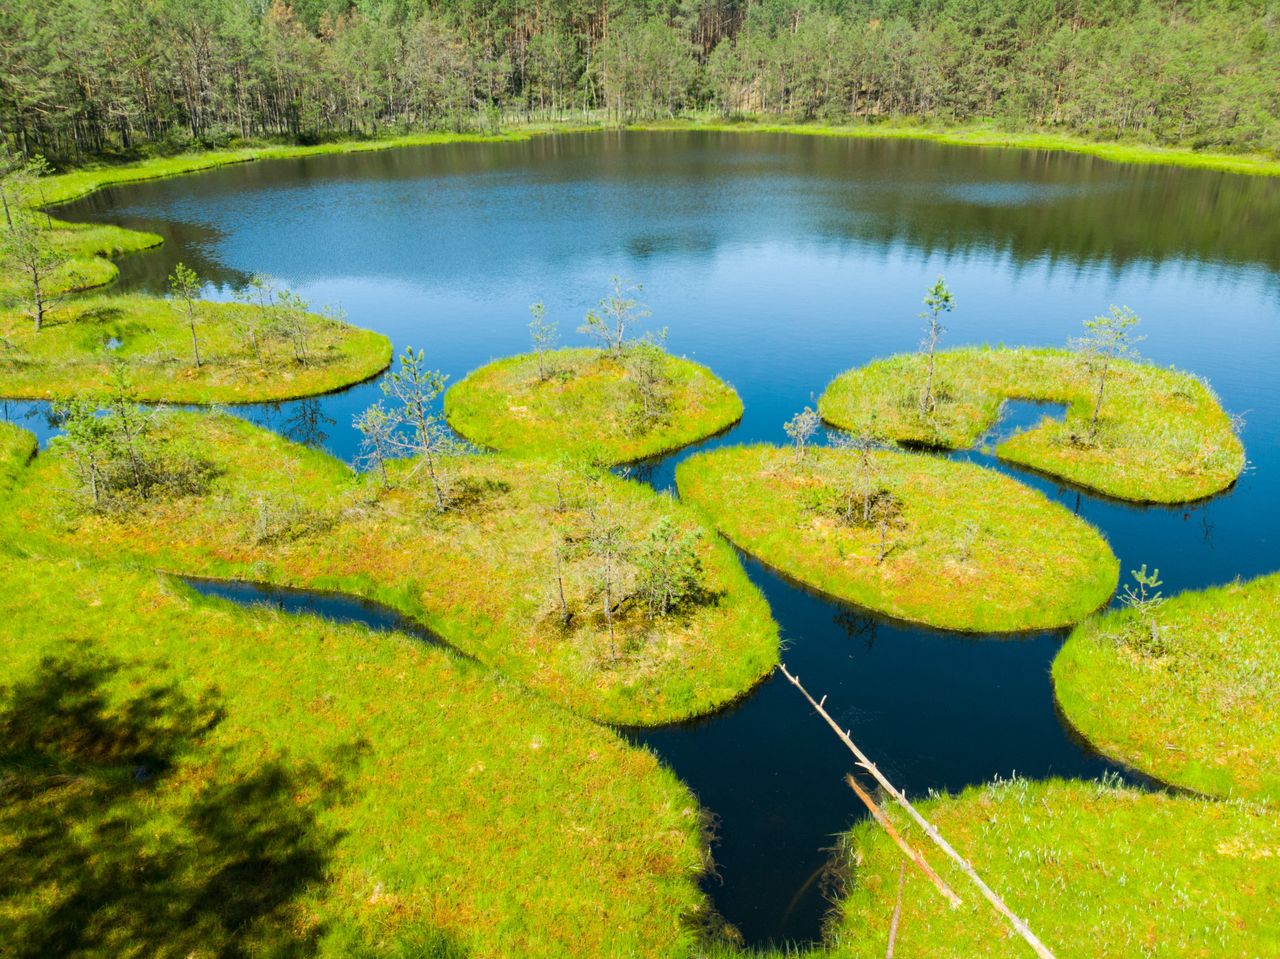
[23,130,1280,946]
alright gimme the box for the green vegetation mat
[0,421,36,499]
[445,347,742,465]
[1055,574,1280,800]
[676,444,1118,632]
[818,347,1243,503]
[0,215,163,304]
[0,293,392,403]
[3,413,778,725]
[0,553,710,958]
[815,778,1280,959]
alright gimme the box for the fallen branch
[846,773,961,908]
[886,862,906,959]
[779,663,1056,959]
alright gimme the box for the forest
[2,0,1277,163]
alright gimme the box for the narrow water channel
[10,130,1279,946]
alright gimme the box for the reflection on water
[12,131,1279,946]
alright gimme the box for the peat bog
[5,130,1279,947]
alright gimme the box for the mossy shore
[445,347,743,465]
[2,413,779,725]
[819,347,1243,504]
[1054,573,1280,800]
[0,553,711,958]
[816,778,1280,958]
[0,293,392,404]
[675,444,1118,633]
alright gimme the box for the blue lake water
[14,131,1280,946]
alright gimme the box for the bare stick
[846,773,961,908]
[886,861,906,959]
[779,664,1056,959]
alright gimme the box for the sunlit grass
[3,412,778,725]
[1055,573,1280,799]
[445,347,743,465]
[819,347,1243,503]
[0,552,712,957]
[809,778,1280,959]
[675,444,1117,632]
[0,292,392,403]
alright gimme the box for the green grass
[0,421,37,501]
[0,292,392,403]
[3,412,778,725]
[803,777,1280,959]
[1054,574,1280,800]
[0,551,713,958]
[675,444,1117,632]
[445,347,743,465]
[0,211,164,305]
[819,347,1243,504]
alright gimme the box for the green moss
[676,444,1117,632]
[0,422,37,502]
[819,347,1243,504]
[814,778,1280,959]
[0,293,391,404]
[3,411,778,725]
[445,347,743,465]
[1054,574,1280,800]
[0,552,711,957]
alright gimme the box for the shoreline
[32,117,1280,214]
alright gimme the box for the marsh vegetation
[676,442,1118,632]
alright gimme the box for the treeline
[2,0,1278,162]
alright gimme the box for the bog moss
[0,292,391,404]
[819,346,1243,503]
[819,778,1280,958]
[675,444,1117,632]
[2,413,778,725]
[0,553,710,958]
[1054,573,1280,800]
[445,347,743,465]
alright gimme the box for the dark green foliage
[2,1,1276,162]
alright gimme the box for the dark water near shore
[16,131,1280,946]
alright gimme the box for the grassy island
[815,778,1280,959]
[819,347,1243,504]
[445,347,742,465]
[0,293,392,404]
[1054,574,1280,800]
[0,553,711,958]
[676,444,1117,633]
[3,413,778,725]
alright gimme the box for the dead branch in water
[779,663,1057,959]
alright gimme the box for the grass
[0,421,36,495]
[0,551,714,958]
[2,412,778,725]
[444,347,743,465]
[0,292,392,404]
[818,347,1244,504]
[675,444,1118,632]
[0,213,164,305]
[1054,574,1280,800]
[805,777,1280,959]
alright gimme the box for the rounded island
[445,346,742,465]
[676,443,1119,632]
